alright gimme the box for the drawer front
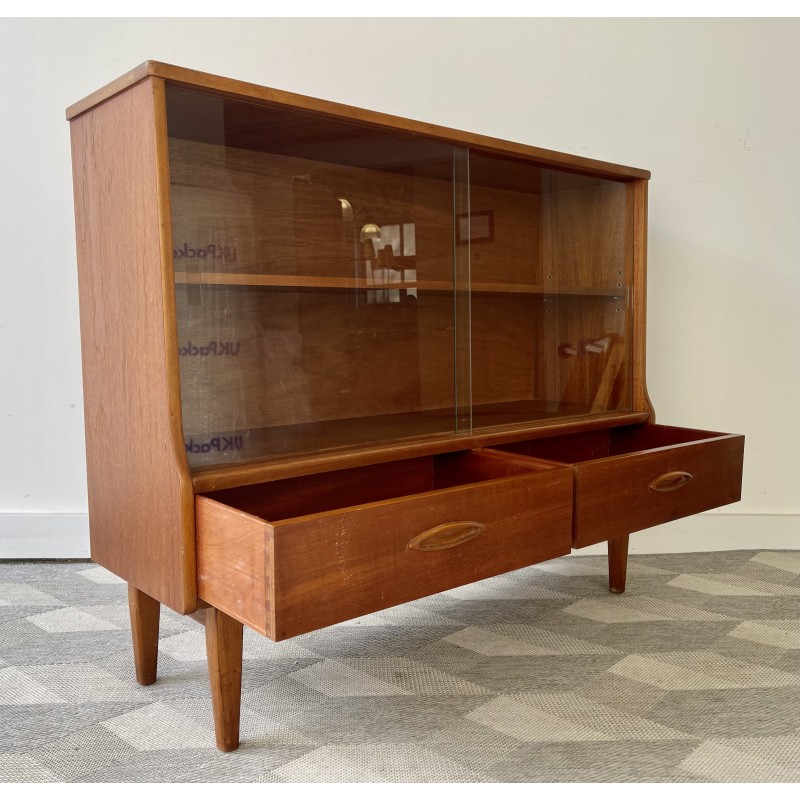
[196,462,574,641]
[574,433,744,547]
[271,469,572,640]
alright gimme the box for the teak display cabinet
[68,62,744,751]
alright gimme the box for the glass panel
[467,151,633,430]
[453,146,471,432]
[166,87,461,468]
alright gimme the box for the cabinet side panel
[70,78,196,614]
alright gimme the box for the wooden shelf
[174,271,626,297]
[174,271,449,292]
[190,407,653,491]
[184,399,620,471]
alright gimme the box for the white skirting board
[0,513,91,559]
[572,513,800,556]
[0,511,797,560]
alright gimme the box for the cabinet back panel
[168,138,456,283]
[176,287,456,442]
[540,179,630,290]
[468,182,541,286]
[546,295,631,412]
[471,294,538,407]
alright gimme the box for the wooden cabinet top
[67,60,650,181]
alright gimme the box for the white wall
[1,18,797,557]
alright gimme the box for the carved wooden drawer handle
[407,521,487,551]
[649,471,694,492]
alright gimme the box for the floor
[1,549,799,782]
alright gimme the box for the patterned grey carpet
[0,549,798,783]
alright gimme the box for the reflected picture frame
[457,210,494,244]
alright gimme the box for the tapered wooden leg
[608,534,629,594]
[205,606,244,752]
[128,585,160,685]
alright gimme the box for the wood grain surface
[204,606,244,752]
[195,452,572,640]
[128,585,161,684]
[572,430,744,547]
[196,496,273,638]
[70,77,196,613]
[67,61,650,181]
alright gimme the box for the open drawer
[487,424,744,548]
[195,450,573,640]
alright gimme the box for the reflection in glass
[468,152,633,429]
[167,87,461,467]
[166,86,634,469]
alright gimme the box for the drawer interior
[491,423,731,464]
[202,450,555,522]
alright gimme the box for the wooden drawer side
[196,496,274,637]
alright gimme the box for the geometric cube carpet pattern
[0,550,798,782]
